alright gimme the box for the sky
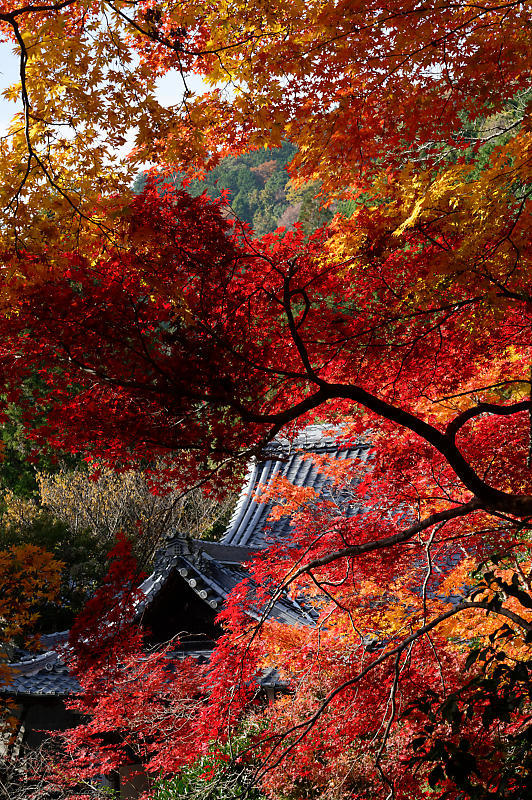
[0,42,209,138]
[0,44,21,132]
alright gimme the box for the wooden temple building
[1,427,368,792]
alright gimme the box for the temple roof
[136,536,316,629]
[4,426,365,698]
[137,425,367,625]
[2,650,80,697]
[221,425,368,547]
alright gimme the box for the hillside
[133,142,333,235]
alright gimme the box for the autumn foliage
[0,0,530,798]
[0,0,528,253]
[60,536,208,784]
[0,543,62,731]
[6,172,527,796]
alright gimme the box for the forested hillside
[133,141,333,235]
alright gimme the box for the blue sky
[0,43,21,132]
[0,42,208,137]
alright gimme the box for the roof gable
[4,426,364,697]
[221,425,369,548]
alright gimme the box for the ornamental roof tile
[5,426,363,698]
[0,651,80,697]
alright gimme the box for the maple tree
[0,0,530,798]
[0,489,112,630]
[0,0,528,254]
[0,542,62,737]
[4,171,525,798]
[50,535,260,798]
[0,543,61,648]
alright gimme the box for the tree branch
[283,500,483,583]
[446,399,531,442]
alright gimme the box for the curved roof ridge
[221,425,368,548]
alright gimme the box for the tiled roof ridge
[8,650,62,676]
[4,425,364,697]
[260,423,366,455]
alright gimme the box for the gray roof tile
[1,652,80,697]
[221,427,369,547]
[6,427,364,698]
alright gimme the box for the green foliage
[134,142,334,236]
[0,378,83,499]
[432,89,530,190]
[154,734,265,800]
[0,511,110,632]
[0,412,41,498]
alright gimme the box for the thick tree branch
[238,379,532,516]
[446,399,531,442]
[283,500,482,583]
